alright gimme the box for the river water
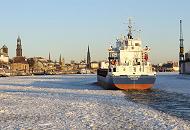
[123,89,190,121]
[124,73,190,121]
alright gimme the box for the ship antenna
[127,18,133,39]
[137,29,141,40]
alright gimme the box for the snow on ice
[0,74,190,129]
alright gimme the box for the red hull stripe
[113,84,154,90]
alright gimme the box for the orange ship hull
[97,72,156,90]
[114,84,154,90]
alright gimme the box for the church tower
[16,36,22,57]
[48,52,51,62]
[59,54,65,66]
[59,54,62,65]
[87,45,91,69]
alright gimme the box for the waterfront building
[11,36,29,75]
[99,61,109,69]
[78,60,87,69]
[28,57,56,75]
[153,61,179,72]
[0,45,9,63]
[90,61,99,69]
[172,61,179,71]
[180,52,190,74]
[0,44,10,76]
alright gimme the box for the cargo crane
[179,20,184,74]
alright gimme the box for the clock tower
[16,36,22,57]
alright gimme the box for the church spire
[17,36,21,43]
[59,54,62,65]
[87,45,91,69]
[48,52,51,61]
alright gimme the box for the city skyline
[0,0,190,64]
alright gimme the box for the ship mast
[127,18,133,39]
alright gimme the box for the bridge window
[135,43,140,46]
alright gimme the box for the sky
[0,0,189,64]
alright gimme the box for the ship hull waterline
[97,75,156,90]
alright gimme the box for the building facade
[0,45,9,63]
[11,36,29,75]
[90,61,99,69]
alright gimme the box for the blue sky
[0,0,189,64]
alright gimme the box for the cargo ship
[97,19,156,90]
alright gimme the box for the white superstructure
[107,20,156,77]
